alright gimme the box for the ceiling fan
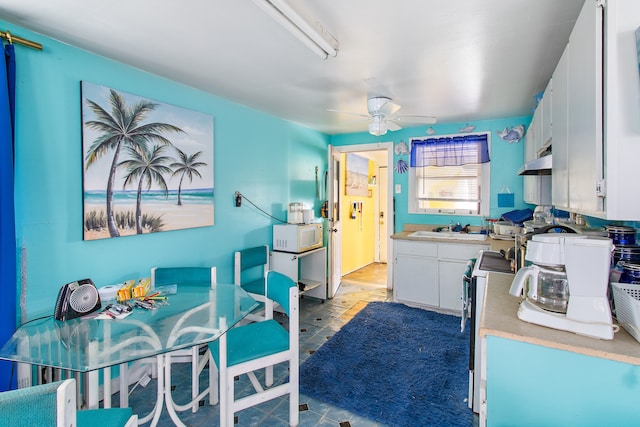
[331,96,437,136]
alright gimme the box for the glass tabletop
[0,283,258,372]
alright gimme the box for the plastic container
[288,202,304,224]
[494,221,521,236]
[611,282,640,343]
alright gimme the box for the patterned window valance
[410,134,490,167]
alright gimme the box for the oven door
[468,250,512,412]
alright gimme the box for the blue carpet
[300,302,473,427]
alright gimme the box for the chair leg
[191,346,199,413]
[224,371,235,427]
[209,351,218,406]
[290,359,299,426]
[266,366,273,387]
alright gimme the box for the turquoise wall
[12,20,608,320]
[331,117,532,232]
[4,21,329,318]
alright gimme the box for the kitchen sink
[408,230,488,241]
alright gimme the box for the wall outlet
[235,192,242,207]
[395,184,401,194]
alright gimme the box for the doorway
[327,143,393,295]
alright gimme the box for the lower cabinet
[393,240,488,312]
[394,250,439,307]
[484,335,640,426]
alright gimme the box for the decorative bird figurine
[394,141,409,155]
[459,124,475,133]
[497,125,525,143]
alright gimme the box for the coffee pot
[512,264,569,313]
[509,233,614,340]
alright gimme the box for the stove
[468,250,512,413]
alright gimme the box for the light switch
[395,184,401,194]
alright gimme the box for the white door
[327,146,342,298]
[378,166,388,263]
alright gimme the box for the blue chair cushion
[210,319,289,367]
[241,277,265,296]
[0,381,60,426]
[77,408,133,427]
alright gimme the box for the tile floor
[125,263,401,426]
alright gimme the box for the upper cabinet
[552,0,640,220]
[552,46,570,208]
[541,79,552,148]
[523,81,552,206]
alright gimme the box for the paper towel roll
[98,284,120,301]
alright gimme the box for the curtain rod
[0,29,42,51]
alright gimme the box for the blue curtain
[410,134,490,167]
[0,43,16,391]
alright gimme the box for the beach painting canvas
[81,81,214,241]
[345,153,369,197]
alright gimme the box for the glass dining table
[0,283,258,427]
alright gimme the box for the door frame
[329,142,394,290]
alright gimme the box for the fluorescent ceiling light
[253,0,338,59]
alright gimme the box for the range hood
[518,154,552,176]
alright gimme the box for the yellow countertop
[480,272,640,366]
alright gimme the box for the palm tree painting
[82,81,214,240]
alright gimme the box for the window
[408,132,490,216]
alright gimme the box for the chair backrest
[265,270,298,316]
[234,245,269,286]
[151,266,217,289]
[0,379,75,427]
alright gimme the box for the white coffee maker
[509,234,614,340]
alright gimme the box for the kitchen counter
[392,229,515,253]
[391,230,490,244]
[480,272,640,366]
[479,272,640,426]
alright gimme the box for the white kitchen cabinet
[523,106,552,206]
[524,117,536,162]
[552,0,640,220]
[533,100,544,155]
[270,247,326,300]
[541,79,552,148]
[393,241,439,307]
[393,240,488,312]
[552,46,569,208]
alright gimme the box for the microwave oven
[273,223,323,253]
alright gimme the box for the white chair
[209,270,299,427]
[0,378,137,427]
[150,266,217,413]
[234,245,270,321]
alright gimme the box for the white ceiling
[0,0,585,135]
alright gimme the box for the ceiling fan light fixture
[369,117,387,136]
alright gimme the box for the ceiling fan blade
[327,109,370,119]
[392,114,438,125]
[378,100,401,116]
[386,120,402,131]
